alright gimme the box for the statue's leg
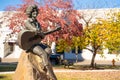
[32,46,57,80]
[32,46,49,66]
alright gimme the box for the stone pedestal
[13,51,50,80]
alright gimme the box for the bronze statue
[18,4,58,80]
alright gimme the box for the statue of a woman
[14,4,57,80]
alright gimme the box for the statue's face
[31,9,38,19]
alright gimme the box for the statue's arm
[24,21,37,31]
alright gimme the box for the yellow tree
[105,12,120,54]
[71,35,86,62]
[84,21,108,68]
[84,11,120,68]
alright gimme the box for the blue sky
[73,0,120,9]
[0,0,120,11]
[0,0,22,11]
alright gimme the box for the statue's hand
[55,23,61,30]
[36,31,45,39]
[40,32,45,39]
[56,26,61,31]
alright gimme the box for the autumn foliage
[5,0,83,43]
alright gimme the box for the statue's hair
[25,4,39,17]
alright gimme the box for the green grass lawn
[0,63,17,72]
[0,74,13,80]
[74,65,120,70]
[54,64,120,70]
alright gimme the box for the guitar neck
[44,29,59,35]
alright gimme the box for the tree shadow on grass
[70,65,120,70]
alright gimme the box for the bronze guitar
[17,27,61,50]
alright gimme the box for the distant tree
[83,21,109,68]
[105,11,120,54]
[83,10,120,68]
[71,35,86,62]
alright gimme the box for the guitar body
[17,30,42,50]
[17,26,61,50]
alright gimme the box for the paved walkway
[1,58,18,62]
[0,69,120,75]
[54,69,120,72]
[0,71,14,74]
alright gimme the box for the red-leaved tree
[4,0,83,44]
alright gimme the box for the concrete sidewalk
[0,69,120,75]
[0,71,14,74]
[54,69,120,72]
[1,58,18,63]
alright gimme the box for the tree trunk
[13,51,54,80]
[75,54,78,63]
[75,46,78,63]
[90,50,97,68]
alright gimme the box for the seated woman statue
[23,4,57,80]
